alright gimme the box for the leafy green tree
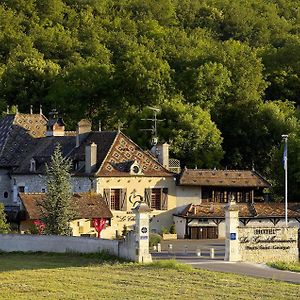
[0,203,10,234]
[159,97,224,168]
[39,144,74,236]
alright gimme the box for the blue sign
[230,233,236,240]
[140,236,148,240]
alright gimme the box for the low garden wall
[0,233,141,262]
[0,234,119,255]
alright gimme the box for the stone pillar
[224,198,241,261]
[132,202,152,263]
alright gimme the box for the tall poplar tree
[40,144,74,235]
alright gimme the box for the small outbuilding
[19,192,113,237]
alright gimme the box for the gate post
[132,202,152,263]
[224,197,241,261]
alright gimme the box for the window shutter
[103,188,111,209]
[161,188,168,210]
[120,188,127,211]
[144,188,151,208]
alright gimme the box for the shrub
[0,203,9,234]
[149,233,161,247]
[169,224,176,234]
[122,225,128,237]
[161,227,169,234]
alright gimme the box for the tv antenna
[140,106,164,146]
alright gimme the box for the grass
[0,253,299,299]
[268,261,300,273]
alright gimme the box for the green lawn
[268,261,300,273]
[0,253,299,300]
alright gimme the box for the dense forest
[0,0,300,200]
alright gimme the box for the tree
[0,203,10,234]
[39,144,74,235]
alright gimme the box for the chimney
[76,119,92,147]
[157,143,169,170]
[46,110,65,136]
[85,142,97,173]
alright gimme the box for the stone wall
[0,231,149,263]
[13,175,92,194]
[0,169,12,205]
[238,226,299,263]
[0,234,119,255]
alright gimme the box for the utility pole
[282,134,288,226]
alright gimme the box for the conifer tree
[39,144,74,235]
[0,203,9,234]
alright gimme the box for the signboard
[230,233,236,240]
[141,227,148,234]
[238,227,298,263]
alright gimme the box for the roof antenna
[98,120,102,132]
[16,105,18,114]
[30,105,33,114]
[39,104,43,115]
[6,105,9,114]
[141,106,165,146]
[117,120,123,133]
[252,161,255,171]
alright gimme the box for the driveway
[151,239,300,284]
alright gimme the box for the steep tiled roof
[69,131,117,174]
[177,202,300,219]
[97,132,172,177]
[12,136,76,174]
[0,114,48,167]
[20,192,113,220]
[0,113,172,177]
[178,169,270,188]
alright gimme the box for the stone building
[1,111,294,240]
[0,111,176,238]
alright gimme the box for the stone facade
[96,176,176,238]
[238,226,299,263]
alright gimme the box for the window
[146,188,168,210]
[18,186,25,193]
[30,158,36,172]
[103,188,127,211]
[110,189,121,210]
[151,188,161,210]
[3,191,8,198]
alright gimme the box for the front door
[190,226,218,239]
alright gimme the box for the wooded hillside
[1,0,300,199]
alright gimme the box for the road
[151,239,300,284]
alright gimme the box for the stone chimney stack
[85,142,97,174]
[157,143,169,170]
[76,119,92,147]
[46,110,65,137]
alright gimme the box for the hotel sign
[238,226,298,263]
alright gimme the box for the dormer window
[130,161,142,175]
[30,158,36,172]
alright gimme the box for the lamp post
[282,134,288,226]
